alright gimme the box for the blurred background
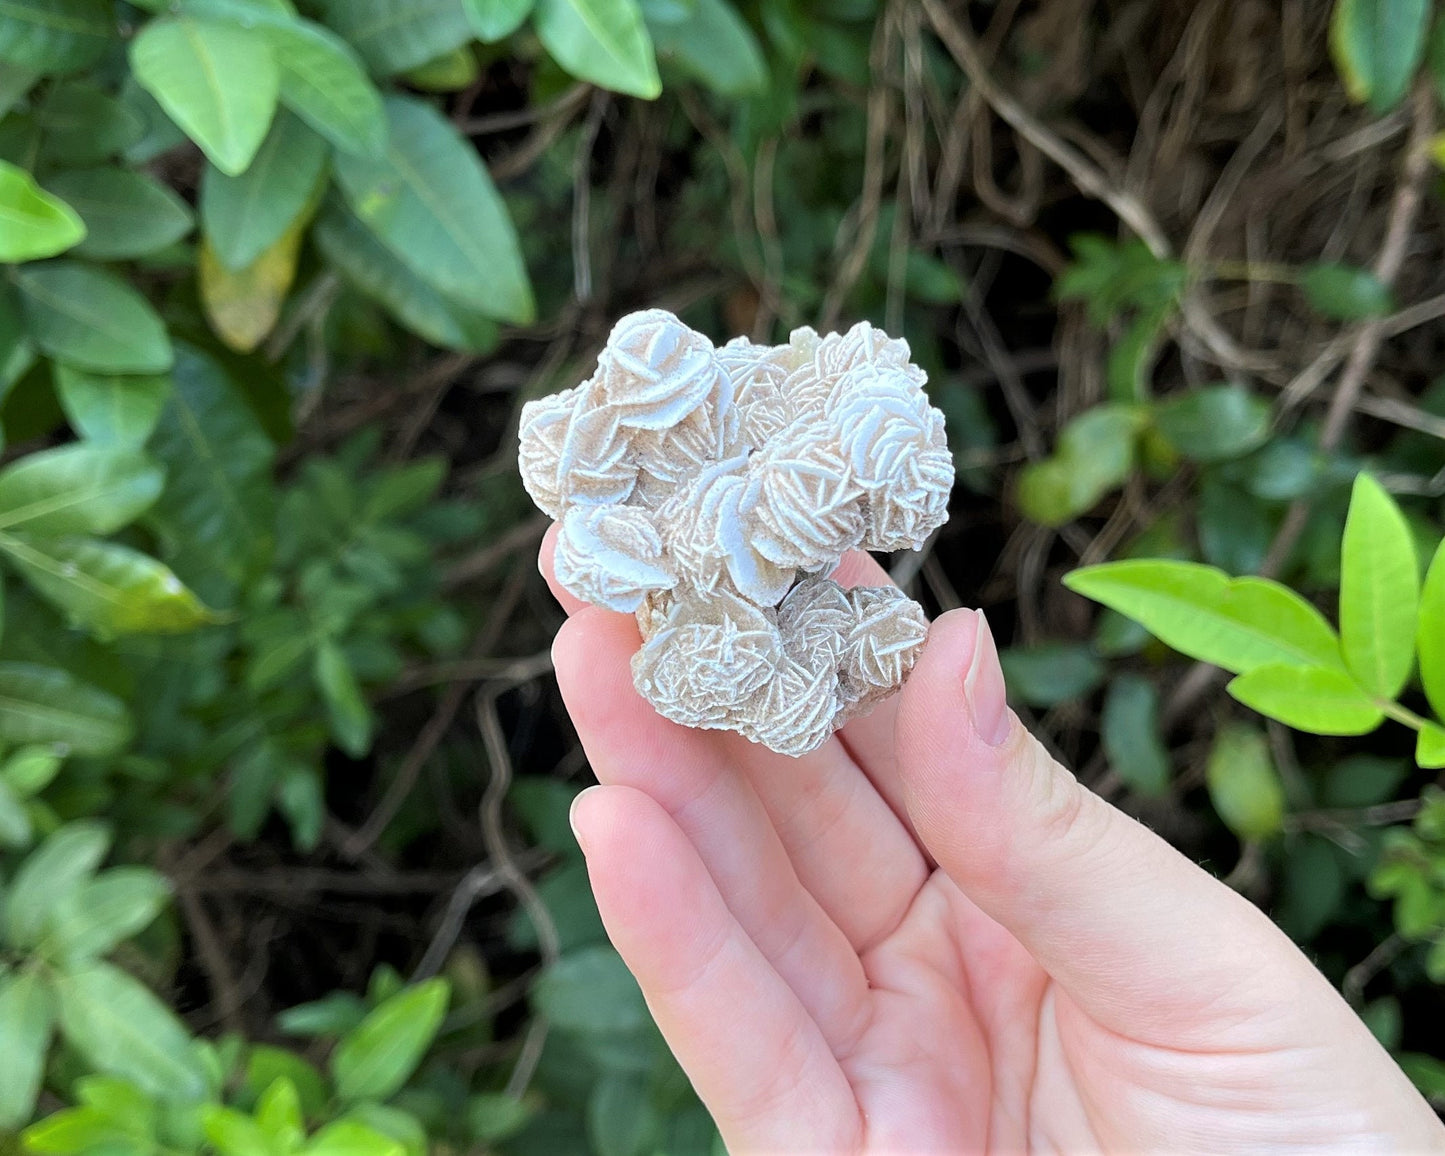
[1,0,1444,1152]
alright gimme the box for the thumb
[895,608,1323,1042]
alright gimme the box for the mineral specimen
[519,309,954,756]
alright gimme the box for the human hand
[540,530,1445,1153]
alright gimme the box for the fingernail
[569,786,597,853]
[963,611,1010,747]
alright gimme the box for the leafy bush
[1,0,1444,1151]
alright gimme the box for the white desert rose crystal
[517,308,954,756]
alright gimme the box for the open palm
[542,534,1441,1154]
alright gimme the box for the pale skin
[540,528,1445,1154]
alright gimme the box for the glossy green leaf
[316,0,473,76]
[1419,537,1445,719]
[313,200,499,352]
[0,0,113,74]
[998,642,1104,707]
[130,17,279,175]
[313,639,373,757]
[1227,663,1386,735]
[535,0,661,98]
[1206,723,1285,841]
[35,82,143,166]
[0,444,163,536]
[1339,473,1418,698]
[5,819,110,946]
[330,978,449,1103]
[47,867,171,965]
[255,1076,304,1149]
[0,662,131,755]
[0,159,86,261]
[43,166,192,259]
[0,533,216,635]
[1016,404,1144,526]
[20,1106,135,1154]
[265,20,387,157]
[14,261,173,374]
[1100,672,1171,795]
[54,961,207,1101]
[463,0,533,41]
[53,364,172,449]
[1151,383,1271,462]
[334,96,533,323]
[1417,723,1445,769]
[1330,0,1430,112]
[649,0,764,95]
[148,343,276,595]
[0,969,54,1129]
[1301,261,1395,319]
[1064,559,1344,674]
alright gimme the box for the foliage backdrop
[1,0,1445,1152]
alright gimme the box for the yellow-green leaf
[199,222,303,352]
[0,159,86,262]
[1063,559,1345,674]
[1339,472,1419,698]
[1417,723,1445,770]
[330,979,449,1103]
[1420,537,1445,719]
[1227,663,1386,735]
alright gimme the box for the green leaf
[47,867,170,965]
[265,20,387,157]
[1016,404,1144,526]
[1330,0,1430,113]
[468,1093,533,1143]
[998,642,1104,707]
[255,1077,304,1149]
[14,260,173,374]
[0,159,86,261]
[53,364,172,449]
[1151,383,1271,462]
[43,166,192,260]
[313,200,499,352]
[0,0,113,74]
[1300,261,1395,319]
[148,343,276,596]
[202,1105,271,1156]
[404,43,478,90]
[305,1121,405,1156]
[1419,536,1445,719]
[0,62,40,117]
[0,534,216,635]
[463,0,533,41]
[1205,723,1285,841]
[35,82,143,166]
[313,639,372,756]
[535,0,661,98]
[130,16,279,175]
[2,745,62,797]
[1100,673,1171,795]
[54,961,207,1102]
[201,109,325,272]
[276,763,322,852]
[334,95,534,324]
[1063,559,1344,674]
[199,221,303,352]
[1321,754,1408,807]
[1227,662,1386,735]
[0,662,131,755]
[533,946,649,1034]
[648,0,764,95]
[21,1106,135,1154]
[5,819,110,946]
[1417,723,1445,770]
[315,0,474,76]
[0,969,54,1130]
[587,1073,661,1156]
[1276,835,1346,941]
[1339,472,1418,698]
[0,444,163,535]
[0,775,31,847]
[330,978,449,1103]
